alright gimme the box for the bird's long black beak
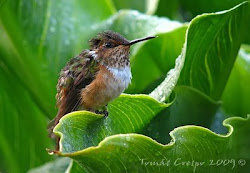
[125,36,156,46]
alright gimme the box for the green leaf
[178,1,249,100]
[54,94,169,153]
[62,116,250,173]
[222,45,250,116]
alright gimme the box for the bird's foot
[95,110,109,117]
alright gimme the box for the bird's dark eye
[105,42,113,48]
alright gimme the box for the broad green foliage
[0,0,249,173]
[63,115,250,173]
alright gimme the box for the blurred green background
[0,0,249,172]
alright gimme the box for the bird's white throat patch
[107,66,132,89]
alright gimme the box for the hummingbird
[48,30,155,147]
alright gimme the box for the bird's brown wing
[48,50,99,138]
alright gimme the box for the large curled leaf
[54,94,169,153]
[63,116,250,173]
[31,115,250,173]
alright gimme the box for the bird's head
[89,30,156,67]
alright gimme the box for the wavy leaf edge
[53,113,249,157]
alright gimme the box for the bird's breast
[80,65,131,110]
